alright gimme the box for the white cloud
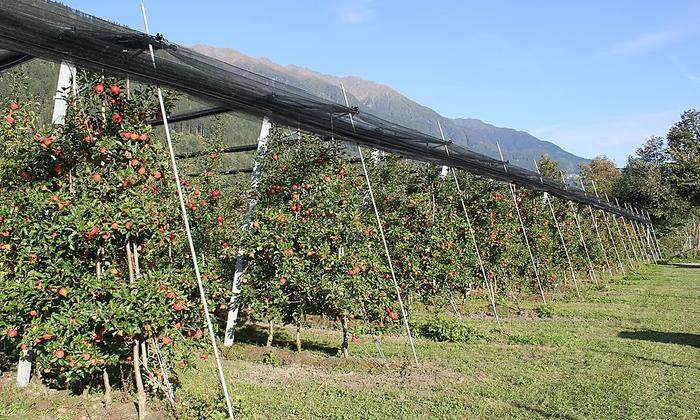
[609,4,700,56]
[529,110,683,165]
[341,10,366,24]
[610,27,691,55]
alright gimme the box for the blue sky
[62,0,699,164]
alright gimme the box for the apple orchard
[0,72,628,396]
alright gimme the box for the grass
[1,265,699,419]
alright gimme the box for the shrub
[415,316,487,343]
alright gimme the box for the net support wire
[496,142,546,304]
[533,160,581,299]
[341,83,419,368]
[438,121,502,332]
[579,180,614,277]
[560,172,599,286]
[591,181,625,274]
[141,3,235,419]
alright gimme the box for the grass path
[1,265,698,419]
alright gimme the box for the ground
[1,265,698,419]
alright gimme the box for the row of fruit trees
[0,71,656,411]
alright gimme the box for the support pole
[141,4,234,419]
[591,182,625,274]
[580,180,613,277]
[637,207,658,261]
[534,162,580,298]
[561,172,598,285]
[646,210,663,260]
[18,60,77,389]
[627,203,651,263]
[224,116,272,347]
[497,142,546,303]
[341,84,419,367]
[438,122,501,330]
[606,194,634,269]
[616,198,642,267]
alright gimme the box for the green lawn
[2,265,699,419]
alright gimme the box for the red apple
[111,114,122,124]
[54,349,65,359]
[109,85,120,95]
[93,83,104,94]
[7,329,18,338]
[92,173,101,182]
[9,102,19,110]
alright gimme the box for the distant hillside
[193,45,589,172]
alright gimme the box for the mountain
[192,45,589,172]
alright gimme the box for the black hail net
[0,0,645,221]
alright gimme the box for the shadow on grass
[618,330,700,349]
[233,324,339,356]
[590,348,699,370]
[511,402,576,419]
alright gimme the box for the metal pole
[580,180,613,277]
[605,193,634,269]
[615,198,642,267]
[224,116,272,346]
[438,122,501,330]
[141,4,235,419]
[341,84,419,367]
[534,161,580,298]
[591,182,625,274]
[496,142,546,303]
[562,172,598,285]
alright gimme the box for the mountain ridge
[191,44,589,172]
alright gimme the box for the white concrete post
[17,60,76,389]
[223,116,272,347]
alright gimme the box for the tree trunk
[103,368,112,406]
[132,341,147,419]
[340,316,349,358]
[265,320,274,349]
[295,322,302,352]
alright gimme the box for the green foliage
[414,316,487,343]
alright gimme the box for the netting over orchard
[0,0,645,221]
